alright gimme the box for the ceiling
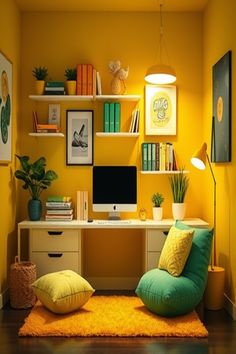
[15,0,208,12]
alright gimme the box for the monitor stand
[108,212,120,220]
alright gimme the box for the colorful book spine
[156,142,160,171]
[142,143,148,171]
[47,196,72,202]
[82,64,87,95]
[87,64,93,95]
[114,102,120,132]
[104,103,110,132]
[151,143,156,171]
[109,102,115,132]
[76,64,82,95]
[147,143,152,171]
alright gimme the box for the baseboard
[224,293,236,320]
[86,277,140,290]
[0,288,9,309]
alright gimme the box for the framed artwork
[48,104,60,126]
[145,85,176,135]
[66,110,94,166]
[0,51,12,163]
[211,50,231,163]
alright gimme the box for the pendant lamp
[145,0,176,85]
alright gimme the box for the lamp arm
[206,153,216,268]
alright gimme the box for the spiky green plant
[32,66,48,80]
[14,155,58,200]
[64,68,77,80]
[152,192,164,207]
[169,169,189,203]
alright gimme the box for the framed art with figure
[145,85,176,135]
[211,50,231,163]
[0,51,12,163]
[66,110,94,166]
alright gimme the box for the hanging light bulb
[145,0,176,85]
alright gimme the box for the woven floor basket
[10,257,37,309]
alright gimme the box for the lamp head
[191,142,207,170]
[145,64,176,84]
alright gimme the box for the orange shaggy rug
[19,296,208,337]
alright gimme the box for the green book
[47,195,72,202]
[46,81,65,88]
[142,143,148,171]
[114,102,120,132]
[147,143,152,171]
[109,102,115,132]
[104,103,110,132]
[151,143,156,171]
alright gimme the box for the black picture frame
[66,110,94,166]
[211,50,231,163]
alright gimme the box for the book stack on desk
[45,196,73,221]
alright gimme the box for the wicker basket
[10,256,37,309]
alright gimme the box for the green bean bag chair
[136,221,213,317]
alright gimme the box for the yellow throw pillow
[31,270,95,314]
[158,226,194,276]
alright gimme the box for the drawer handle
[48,231,63,236]
[48,253,63,258]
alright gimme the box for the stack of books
[32,111,60,133]
[76,64,96,95]
[141,142,178,171]
[103,102,120,132]
[44,81,65,95]
[45,196,73,221]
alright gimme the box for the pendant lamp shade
[145,64,176,85]
[145,1,176,85]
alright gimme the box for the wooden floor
[1,298,236,354]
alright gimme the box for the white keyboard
[97,220,132,225]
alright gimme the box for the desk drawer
[31,251,80,277]
[30,229,79,251]
[147,230,166,251]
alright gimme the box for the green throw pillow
[31,270,95,314]
[136,222,213,316]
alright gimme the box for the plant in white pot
[169,169,189,220]
[65,67,77,95]
[151,192,164,221]
[32,66,48,95]
[14,155,58,221]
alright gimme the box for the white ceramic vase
[172,203,186,220]
[153,207,163,221]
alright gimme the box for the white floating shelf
[140,170,189,174]
[29,132,64,137]
[96,132,139,137]
[29,94,141,102]
[29,95,94,101]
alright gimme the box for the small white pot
[172,203,186,220]
[153,207,163,221]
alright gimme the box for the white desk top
[18,218,209,230]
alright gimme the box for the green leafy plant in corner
[14,155,58,200]
[65,68,77,81]
[152,192,164,207]
[169,168,189,203]
[32,66,48,80]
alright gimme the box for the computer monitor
[92,166,137,220]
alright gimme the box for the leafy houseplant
[152,192,164,207]
[65,67,77,95]
[169,169,189,220]
[151,192,164,221]
[32,66,48,95]
[15,155,58,220]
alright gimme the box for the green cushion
[136,222,213,317]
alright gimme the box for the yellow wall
[203,0,236,304]
[0,0,21,295]
[18,11,203,280]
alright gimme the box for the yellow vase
[66,81,77,95]
[35,80,45,95]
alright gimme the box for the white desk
[18,218,209,288]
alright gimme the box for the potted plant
[151,192,164,221]
[65,67,77,95]
[169,168,189,220]
[32,66,48,95]
[14,155,58,221]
